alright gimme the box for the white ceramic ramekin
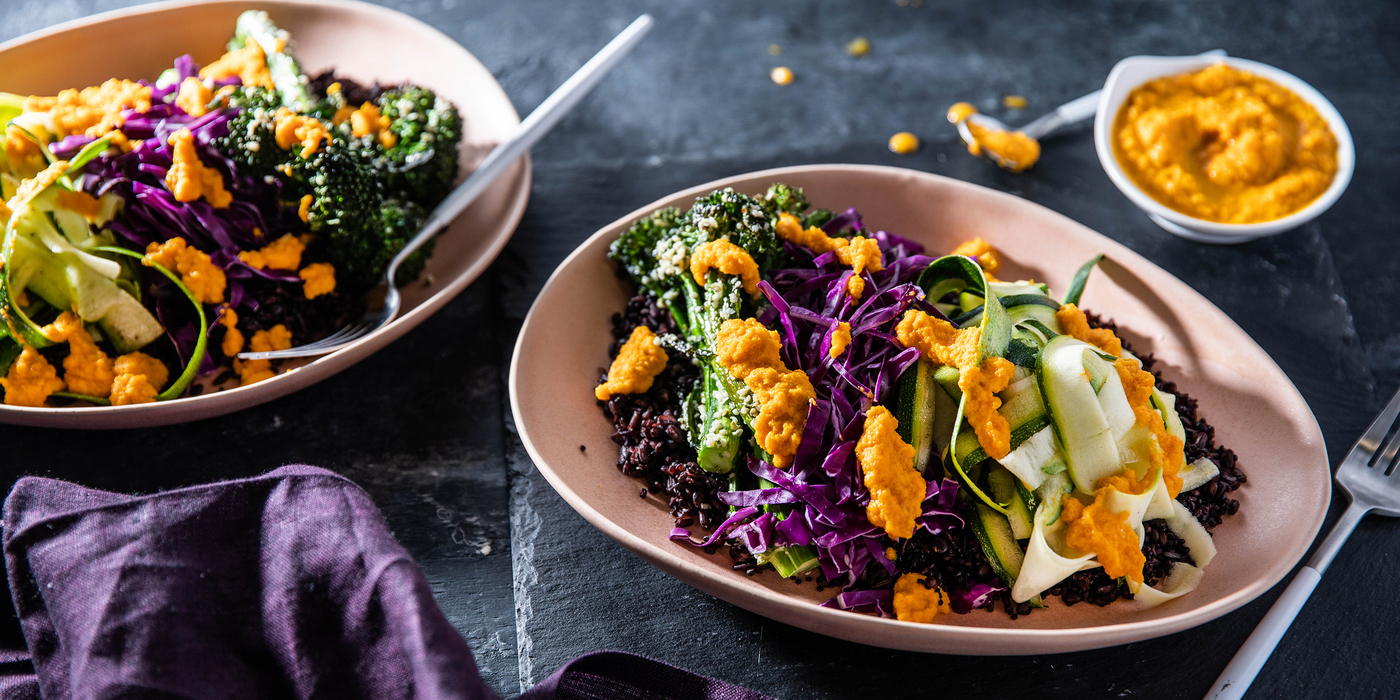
[1094,54,1355,244]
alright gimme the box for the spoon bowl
[956,114,1021,170]
[954,91,1102,171]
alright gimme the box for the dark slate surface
[2,0,1399,698]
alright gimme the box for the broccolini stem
[234,11,312,111]
[695,366,744,474]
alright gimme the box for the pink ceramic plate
[509,165,1331,655]
[0,0,530,428]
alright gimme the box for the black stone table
[1,1,1397,697]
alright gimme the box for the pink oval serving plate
[509,164,1330,655]
[0,0,530,428]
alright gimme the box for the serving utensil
[242,14,655,360]
[1206,385,1400,699]
[959,49,1228,172]
[955,91,1101,170]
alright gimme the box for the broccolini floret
[329,197,430,292]
[607,207,685,302]
[220,87,286,182]
[761,183,809,218]
[607,186,800,474]
[216,86,442,293]
[373,85,462,206]
[292,142,433,292]
[682,188,783,272]
[760,182,833,230]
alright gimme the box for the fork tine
[267,323,373,358]
[1347,385,1400,466]
[1376,418,1400,475]
[237,289,397,360]
[300,327,356,348]
[300,322,369,348]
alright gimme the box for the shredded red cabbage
[949,581,1003,614]
[686,209,973,612]
[819,588,894,617]
[77,55,307,369]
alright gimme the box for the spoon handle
[1020,90,1101,140]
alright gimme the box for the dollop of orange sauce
[888,132,920,154]
[299,263,336,299]
[1116,358,1185,497]
[1061,492,1146,583]
[857,406,926,540]
[1055,303,1122,357]
[946,102,978,124]
[199,43,274,91]
[689,238,761,294]
[894,310,1013,459]
[1112,63,1338,223]
[966,122,1041,172]
[110,373,157,405]
[233,324,293,386]
[110,352,169,405]
[25,79,152,140]
[774,212,884,301]
[950,237,1001,280]
[946,102,1040,171]
[958,356,1016,460]
[298,194,313,223]
[895,310,980,369]
[145,237,227,304]
[892,573,951,623]
[42,311,113,398]
[54,190,101,221]
[175,77,213,118]
[829,321,851,359]
[347,102,397,148]
[0,346,64,406]
[238,233,305,271]
[166,129,233,208]
[219,307,244,358]
[714,318,815,469]
[1097,465,1156,496]
[272,108,330,159]
[595,325,669,401]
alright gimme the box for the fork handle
[1204,566,1321,700]
[385,14,655,282]
[1205,501,1368,699]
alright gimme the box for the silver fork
[1206,384,1400,700]
[240,14,655,360]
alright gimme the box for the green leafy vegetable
[1062,254,1104,306]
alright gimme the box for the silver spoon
[955,49,1226,171]
[954,91,1101,171]
[241,14,655,361]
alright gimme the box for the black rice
[598,294,726,531]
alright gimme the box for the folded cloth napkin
[0,466,772,700]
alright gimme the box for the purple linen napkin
[0,466,774,700]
